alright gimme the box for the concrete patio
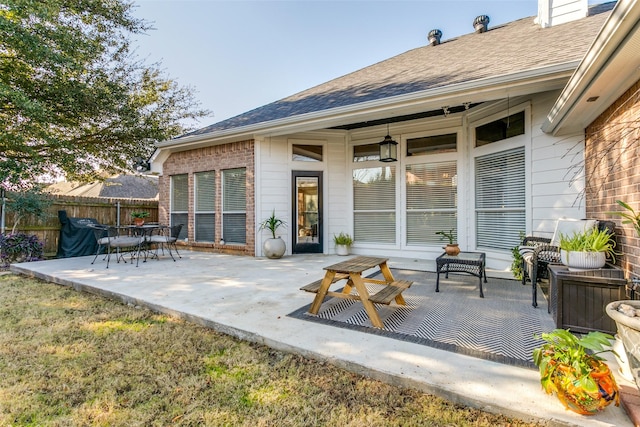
[10,251,635,427]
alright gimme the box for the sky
[131,0,600,130]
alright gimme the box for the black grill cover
[57,210,101,258]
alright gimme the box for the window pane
[223,213,246,244]
[407,212,456,245]
[195,171,215,211]
[475,147,525,250]
[353,166,395,243]
[195,213,215,242]
[293,145,322,162]
[171,174,188,212]
[406,162,457,245]
[475,111,525,147]
[223,168,246,211]
[407,133,457,156]
[353,143,380,162]
[170,213,188,240]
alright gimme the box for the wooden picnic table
[302,256,412,328]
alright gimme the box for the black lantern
[379,124,398,162]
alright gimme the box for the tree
[0,0,209,185]
[5,187,50,233]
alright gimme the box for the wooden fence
[3,195,159,257]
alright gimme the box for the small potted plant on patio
[436,229,459,256]
[333,232,353,256]
[532,329,619,415]
[259,210,287,259]
[558,227,617,270]
[131,211,150,226]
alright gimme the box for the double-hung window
[474,110,526,251]
[170,174,188,240]
[406,161,457,245]
[353,164,396,244]
[222,168,246,244]
[475,148,525,250]
[194,171,215,242]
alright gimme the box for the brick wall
[585,80,640,277]
[159,140,255,256]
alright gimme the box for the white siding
[537,0,588,28]
[255,136,292,255]
[530,91,586,239]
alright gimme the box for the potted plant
[436,229,459,256]
[259,210,287,259]
[532,329,619,415]
[558,227,617,270]
[333,232,353,256]
[131,211,150,226]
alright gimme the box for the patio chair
[146,224,183,261]
[89,224,109,264]
[91,225,145,268]
[521,219,615,307]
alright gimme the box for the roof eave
[156,63,577,153]
[542,0,640,136]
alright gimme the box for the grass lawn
[0,273,542,426]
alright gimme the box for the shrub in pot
[333,232,353,256]
[259,210,287,259]
[131,211,150,226]
[532,329,619,415]
[436,229,459,256]
[558,227,617,270]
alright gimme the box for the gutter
[156,62,578,152]
[542,0,640,135]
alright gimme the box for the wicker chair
[521,219,615,307]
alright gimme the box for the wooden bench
[368,280,413,305]
[300,273,349,293]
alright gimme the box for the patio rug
[288,269,555,369]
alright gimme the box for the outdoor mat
[289,269,555,369]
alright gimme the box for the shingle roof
[46,175,159,200]
[184,2,615,137]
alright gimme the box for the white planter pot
[263,237,286,259]
[607,301,640,391]
[335,244,350,256]
[560,249,606,271]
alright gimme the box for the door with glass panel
[292,171,323,253]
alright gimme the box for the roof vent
[428,29,442,46]
[473,15,490,33]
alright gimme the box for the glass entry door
[292,171,323,253]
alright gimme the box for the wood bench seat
[300,273,349,293]
[368,280,413,305]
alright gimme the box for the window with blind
[222,168,246,244]
[353,166,396,243]
[170,174,188,240]
[194,171,215,242]
[406,162,457,245]
[475,147,525,251]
